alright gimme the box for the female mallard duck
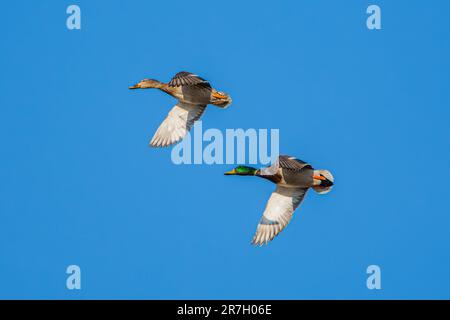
[130,71,232,147]
[225,155,334,246]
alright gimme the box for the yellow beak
[129,84,141,89]
[224,169,237,175]
[313,175,326,181]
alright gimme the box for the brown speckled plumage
[129,71,232,147]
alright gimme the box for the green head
[224,166,258,176]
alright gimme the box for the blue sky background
[1,0,450,299]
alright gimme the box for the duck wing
[150,102,206,147]
[168,71,211,88]
[258,155,311,177]
[278,155,312,171]
[252,186,308,246]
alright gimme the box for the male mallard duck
[225,155,334,246]
[130,71,232,147]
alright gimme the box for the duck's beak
[129,83,141,90]
[313,175,326,181]
[224,169,237,175]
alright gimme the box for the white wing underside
[150,102,206,147]
[252,186,308,246]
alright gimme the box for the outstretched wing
[259,155,310,177]
[168,71,211,88]
[150,102,206,147]
[278,155,312,171]
[252,186,308,246]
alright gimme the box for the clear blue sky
[1,0,449,299]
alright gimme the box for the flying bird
[225,155,334,246]
[130,71,232,147]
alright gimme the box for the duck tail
[312,170,334,194]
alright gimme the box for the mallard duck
[130,71,232,147]
[225,155,334,246]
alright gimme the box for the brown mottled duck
[130,71,232,147]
